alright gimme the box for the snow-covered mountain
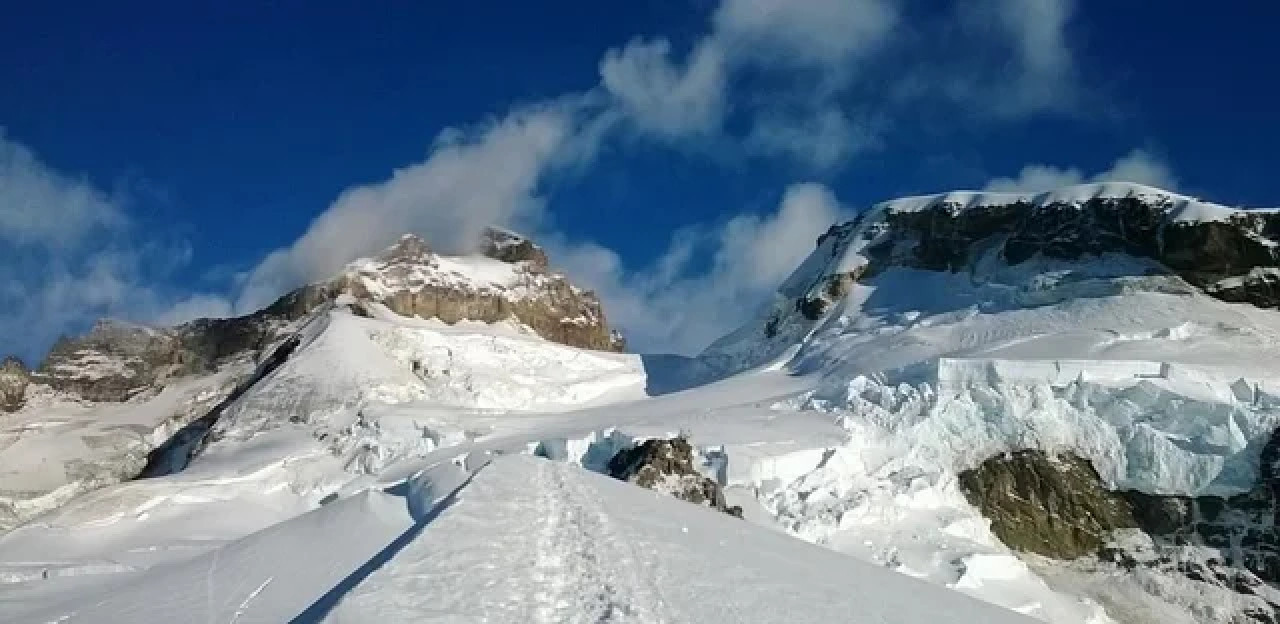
[0,228,624,531]
[704,182,1280,620]
[3,183,1280,623]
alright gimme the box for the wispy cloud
[713,0,900,68]
[234,99,592,313]
[984,148,1178,193]
[222,0,1099,352]
[0,130,126,250]
[550,183,849,354]
[600,39,727,139]
[0,132,230,363]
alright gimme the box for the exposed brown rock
[797,270,862,320]
[607,437,742,517]
[958,450,1138,559]
[330,231,623,352]
[962,433,1280,608]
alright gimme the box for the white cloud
[599,38,727,138]
[0,130,125,250]
[553,183,848,354]
[984,148,1178,193]
[713,0,899,67]
[983,0,1074,80]
[234,100,587,313]
[1100,149,1177,189]
[952,0,1078,116]
[746,107,878,170]
[153,293,235,326]
[0,134,233,363]
[984,165,1085,194]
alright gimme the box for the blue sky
[2,1,1279,361]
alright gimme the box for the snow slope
[1,453,1029,624]
[326,455,1030,624]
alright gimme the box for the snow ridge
[871,182,1280,223]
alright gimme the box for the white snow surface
[326,456,1028,624]
[871,181,1280,223]
[0,365,249,531]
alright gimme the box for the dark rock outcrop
[0,356,29,412]
[480,227,550,269]
[958,450,1138,559]
[607,437,742,517]
[1095,543,1280,622]
[796,270,861,321]
[857,196,1280,309]
[962,436,1280,611]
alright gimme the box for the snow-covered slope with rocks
[0,229,624,532]
[4,183,1280,623]
[702,182,1280,621]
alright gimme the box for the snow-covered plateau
[3,183,1280,622]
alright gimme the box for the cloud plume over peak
[234,100,592,313]
[984,148,1178,193]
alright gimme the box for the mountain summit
[5,228,623,413]
[0,228,624,531]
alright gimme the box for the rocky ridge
[2,228,623,413]
[818,183,1280,315]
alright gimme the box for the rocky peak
[20,228,624,406]
[479,227,549,269]
[25,305,297,406]
[377,233,433,264]
[31,320,187,403]
[326,230,623,352]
